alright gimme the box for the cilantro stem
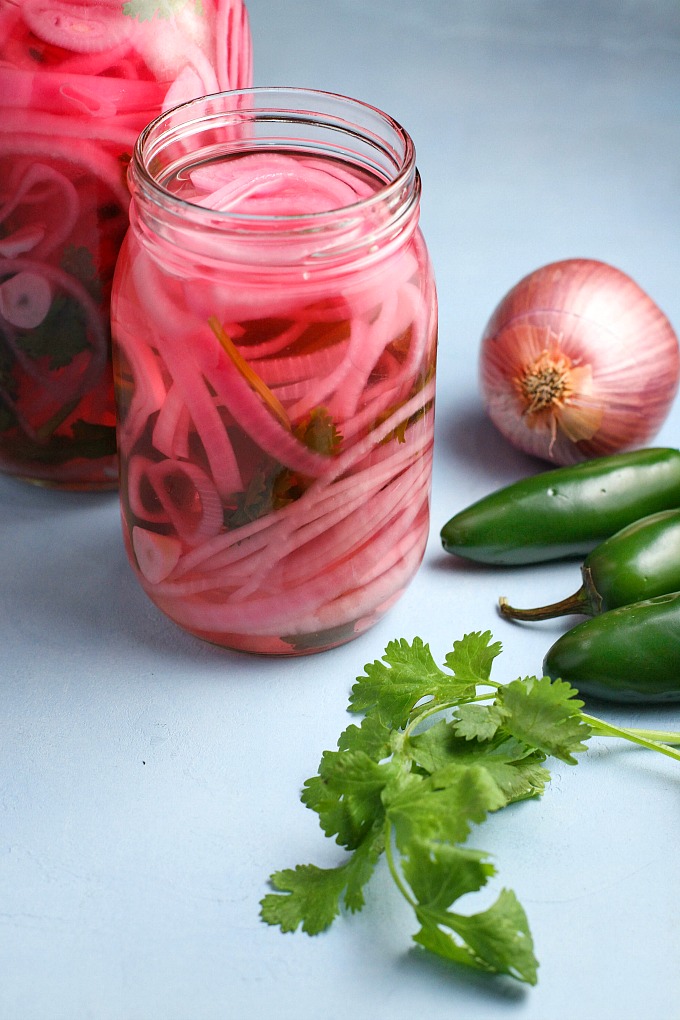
[383,818,417,909]
[404,690,497,739]
[624,726,680,745]
[582,713,680,763]
[35,396,80,441]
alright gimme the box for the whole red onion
[479,258,680,465]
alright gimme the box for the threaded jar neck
[128,87,421,269]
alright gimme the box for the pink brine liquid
[0,0,252,487]
[111,149,438,654]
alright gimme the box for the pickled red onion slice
[132,527,182,585]
[188,153,376,216]
[0,224,46,257]
[127,456,224,544]
[0,271,52,328]
[22,0,132,53]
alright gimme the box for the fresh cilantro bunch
[260,631,680,985]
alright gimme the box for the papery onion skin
[479,258,680,465]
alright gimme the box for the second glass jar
[111,88,438,654]
[0,0,252,488]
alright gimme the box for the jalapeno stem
[499,567,603,621]
[582,712,680,762]
[499,589,592,621]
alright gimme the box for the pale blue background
[2,2,680,1018]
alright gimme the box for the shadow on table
[435,395,545,487]
[2,486,248,670]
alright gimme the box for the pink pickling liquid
[111,149,437,654]
[0,0,252,487]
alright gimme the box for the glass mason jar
[0,0,252,488]
[111,88,438,655]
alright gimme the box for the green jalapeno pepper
[440,447,680,565]
[499,508,680,620]
[542,591,680,703]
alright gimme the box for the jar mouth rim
[132,86,418,228]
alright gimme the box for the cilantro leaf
[260,862,349,935]
[340,830,385,912]
[0,420,116,464]
[122,0,202,21]
[444,630,503,685]
[17,291,90,369]
[445,888,538,985]
[301,750,397,850]
[336,713,393,761]
[228,405,341,530]
[410,722,550,805]
[413,891,539,986]
[385,764,506,851]
[349,636,476,728]
[282,621,357,653]
[453,702,507,742]
[0,402,16,434]
[260,830,384,934]
[293,406,342,456]
[483,753,551,804]
[403,839,495,911]
[498,676,591,765]
[60,245,102,304]
[15,246,103,371]
[400,839,537,983]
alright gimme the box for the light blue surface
[2,2,680,1018]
